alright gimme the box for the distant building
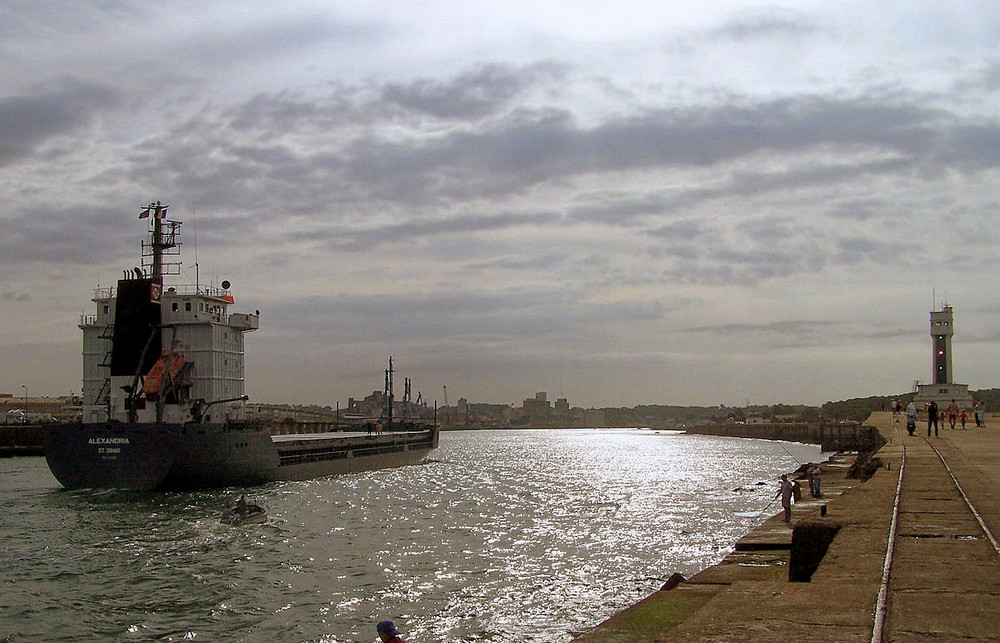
[913,304,974,408]
[0,395,73,422]
[554,397,569,414]
[522,391,551,424]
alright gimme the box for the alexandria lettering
[88,437,130,445]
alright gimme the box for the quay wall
[683,421,863,451]
[0,423,44,456]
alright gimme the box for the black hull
[43,422,439,491]
[43,422,179,491]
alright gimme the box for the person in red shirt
[377,620,407,643]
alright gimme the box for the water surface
[0,429,822,642]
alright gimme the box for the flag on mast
[139,201,169,219]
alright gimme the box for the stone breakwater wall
[683,421,864,451]
[573,449,874,642]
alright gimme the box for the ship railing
[92,287,115,301]
[89,283,233,300]
[163,284,234,299]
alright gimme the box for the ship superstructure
[80,203,258,425]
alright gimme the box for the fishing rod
[777,441,803,465]
[750,493,780,525]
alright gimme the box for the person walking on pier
[776,474,794,522]
[947,400,959,430]
[905,400,917,436]
[927,400,939,437]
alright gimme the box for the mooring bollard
[821,504,827,516]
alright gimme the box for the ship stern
[43,422,178,491]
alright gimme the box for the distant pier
[0,423,44,456]
[684,420,865,451]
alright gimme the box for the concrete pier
[0,423,43,456]
[574,411,1000,641]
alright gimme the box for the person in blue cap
[377,620,407,643]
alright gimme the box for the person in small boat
[376,620,407,643]
[236,494,248,515]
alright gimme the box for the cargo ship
[43,202,438,491]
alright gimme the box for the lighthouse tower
[914,304,972,408]
[931,305,954,384]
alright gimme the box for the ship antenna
[142,200,170,282]
[192,207,200,293]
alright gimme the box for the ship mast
[140,201,181,282]
[383,356,394,426]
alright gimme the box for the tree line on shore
[569,387,1000,426]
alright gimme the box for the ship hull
[44,422,438,491]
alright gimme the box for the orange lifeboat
[144,351,187,400]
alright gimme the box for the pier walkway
[574,412,1000,641]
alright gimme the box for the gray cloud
[709,7,822,41]
[121,74,1000,236]
[0,1,145,40]
[330,96,996,204]
[266,288,672,351]
[273,210,562,253]
[12,75,993,296]
[0,204,133,266]
[0,77,119,166]
[684,319,847,350]
[177,12,385,65]
[984,62,1000,91]
[381,62,570,120]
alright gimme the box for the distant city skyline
[2,2,999,408]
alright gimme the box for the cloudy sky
[2,1,998,409]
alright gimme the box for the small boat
[221,495,268,524]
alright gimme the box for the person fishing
[808,463,823,497]
[775,474,794,522]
